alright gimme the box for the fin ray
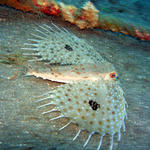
[49,115,64,121]
[73,129,81,141]
[97,134,104,150]
[58,120,72,131]
[83,131,95,147]
[41,108,57,115]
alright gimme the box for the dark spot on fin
[89,100,100,111]
[65,44,73,51]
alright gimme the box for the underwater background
[0,1,150,150]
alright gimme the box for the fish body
[22,23,127,150]
[27,63,116,83]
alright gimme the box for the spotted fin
[22,23,104,65]
[36,80,127,150]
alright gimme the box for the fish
[22,23,127,150]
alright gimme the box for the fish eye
[109,72,118,79]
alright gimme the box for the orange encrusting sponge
[1,0,35,12]
[1,0,150,41]
[32,0,61,16]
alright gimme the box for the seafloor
[0,6,150,150]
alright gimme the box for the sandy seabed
[0,6,150,150]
